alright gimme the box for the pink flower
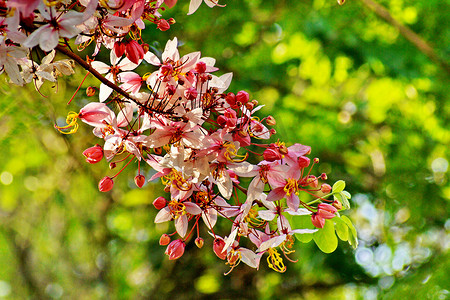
[23,7,84,51]
[83,145,104,164]
[165,239,185,260]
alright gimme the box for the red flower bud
[157,19,170,31]
[318,203,337,219]
[86,86,96,97]
[165,239,185,260]
[266,115,276,126]
[159,234,171,246]
[134,174,145,188]
[236,90,249,104]
[164,0,177,9]
[98,176,114,192]
[297,156,310,168]
[153,196,166,210]
[308,175,318,188]
[332,200,343,210]
[213,238,227,260]
[263,147,283,162]
[83,145,103,164]
[311,213,325,228]
[114,41,126,57]
[125,40,145,64]
[195,237,204,248]
[321,183,332,194]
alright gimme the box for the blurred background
[0,0,449,298]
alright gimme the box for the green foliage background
[0,0,448,298]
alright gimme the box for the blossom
[23,7,85,52]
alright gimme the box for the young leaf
[313,219,338,253]
[341,216,358,249]
[332,180,346,193]
[334,217,349,241]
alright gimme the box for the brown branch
[55,45,135,100]
[357,0,450,75]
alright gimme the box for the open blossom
[23,7,84,52]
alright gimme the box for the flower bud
[313,158,320,164]
[134,174,145,188]
[157,19,170,31]
[321,183,332,194]
[113,41,126,57]
[245,102,254,110]
[125,40,145,64]
[159,234,171,246]
[266,115,276,126]
[109,162,116,169]
[311,213,325,228]
[153,196,166,210]
[83,145,103,164]
[318,203,337,219]
[167,17,176,25]
[142,43,150,53]
[195,237,204,248]
[213,238,227,260]
[251,99,258,106]
[298,156,310,168]
[308,175,318,188]
[321,173,327,180]
[98,176,114,192]
[165,239,185,260]
[236,90,249,104]
[164,0,177,9]
[279,144,288,155]
[86,86,96,97]
[269,128,276,135]
[332,200,342,210]
[263,147,282,162]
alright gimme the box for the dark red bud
[153,196,166,210]
[134,174,145,188]
[98,176,114,192]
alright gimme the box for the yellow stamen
[283,178,298,197]
[244,207,266,227]
[161,169,192,191]
[223,141,248,162]
[267,248,286,273]
[168,200,186,219]
[54,112,79,134]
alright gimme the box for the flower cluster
[0,0,356,273]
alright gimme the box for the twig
[357,0,450,75]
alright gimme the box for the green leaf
[332,180,346,193]
[293,215,315,243]
[341,216,358,249]
[339,192,351,209]
[334,217,349,241]
[341,191,351,199]
[313,219,338,253]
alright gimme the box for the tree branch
[357,0,450,75]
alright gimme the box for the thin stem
[357,0,450,74]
